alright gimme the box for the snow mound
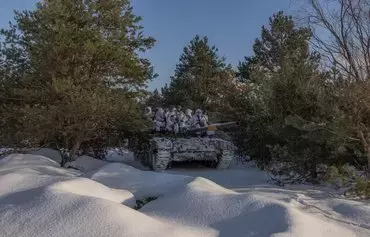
[106,148,135,162]
[105,148,148,169]
[296,197,370,229]
[0,154,211,237]
[0,153,78,177]
[0,153,60,168]
[30,148,62,164]
[141,177,366,237]
[1,154,369,237]
[65,155,107,172]
[90,163,369,236]
[90,163,193,199]
[331,200,370,227]
[48,178,136,207]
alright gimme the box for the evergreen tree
[162,35,228,110]
[235,12,334,179]
[145,88,164,108]
[238,12,315,80]
[0,0,155,161]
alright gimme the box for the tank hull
[138,137,235,171]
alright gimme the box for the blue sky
[0,0,295,91]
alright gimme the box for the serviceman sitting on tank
[177,108,192,133]
[164,108,171,119]
[184,109,193,123]
[203,110,209,124]
[191,109,208,127]
[165,111,174,132]
[153,107,166,133]
[144,106,153,120]
[177,110,187,133]
[176,106,183,115]
[165,108,180,134]
[190,109,209,136]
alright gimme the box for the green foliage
[145,89,164,108]
[162,35,230,111]
[233,11,341,179]
[354,178,370,199]
[330,80,370,172]
[324,165,369,199]
[0,0,155,161]
[238,12,317,81]
[324,165,356,188]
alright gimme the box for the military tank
[135,109,238,171]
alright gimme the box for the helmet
[156,107,164,115]
[195,109,202,114]
[185,109,192,116]
[145,107,152,113]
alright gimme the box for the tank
[135,122,237,171]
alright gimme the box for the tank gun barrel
[187,121,239,133]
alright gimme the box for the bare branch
[303,0,370,81]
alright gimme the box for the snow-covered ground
[0,152,369,237]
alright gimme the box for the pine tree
[162,35,228,110]
[145,89,164,108]
[238,12,315,80]
[235,12,333,179]
[0,0,155,161]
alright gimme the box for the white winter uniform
[190,112,208,130]
[177,111,187,132]
[166,110,179,133]
[144,107,153,120]
[154,108,165,132]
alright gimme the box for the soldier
[164,108,170,120]
[185,109,193,122]
[190,109,208,129]
[153,107,165,132]
[203,110,209,125]
[182,109,192,130]
[165,107,178,133]
[176,105,183,115]
[177,110,187,132]
[144,106,153,120]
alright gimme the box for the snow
[30,148,63,164]
[0,154,210,237]
[65,155,108,172]
[90,163,369,236]
[1,153,369,237]
[89,163,193,199]
[141,177,364,237]
[106,148,135,163]
[105,148,148,169]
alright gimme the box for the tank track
[139,136,236,171]
[216,150,234,169]
[151,149,171,171]
[149,138,172,171]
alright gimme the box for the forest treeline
[0,0,369,195]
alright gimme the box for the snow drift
[0,153,369,237]
[141,177,365,237]
[65,155,107,172]
[89,163,193,199]
[91,162,370,237]
[0,154,211,237]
